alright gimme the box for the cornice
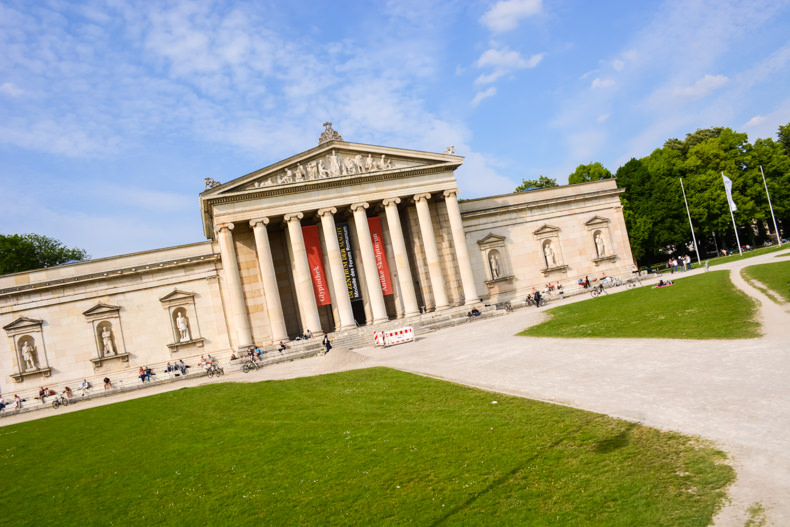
[461,188,624,220]
[0,254,220,298]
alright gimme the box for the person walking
[533,290,542,308]
[322,334,332,355]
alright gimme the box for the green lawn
[520,271,759,339]
[703,244,789,268]
[742,260,790,303]
[2,368,733,526]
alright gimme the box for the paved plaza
[4,250,789,526]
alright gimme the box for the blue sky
[2,0,789,259]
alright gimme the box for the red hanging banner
[367,217,393,295]
[302,225,331,306]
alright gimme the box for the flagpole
[760,165,782,247]
[722,172,743,256]
[680,178,701,264]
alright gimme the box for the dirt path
[4,250,789,525]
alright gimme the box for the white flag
[722,173,737,212]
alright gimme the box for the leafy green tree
[778,122,790,156]
[568,162,613,184]
[0,234,89,275]
[514,175,558,192]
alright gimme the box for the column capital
[443,188,460,199]
[413,193,432,203]
[382,197,402,207]
[249,217,270,228]
[317,207,338,217]
[349,202,369,213]
[214,222,235,235]
[283,212,304,223]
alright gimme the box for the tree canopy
[615,124,790,263]
[514,175,558,192]
[0,234,89,275]
[568,162,614,184]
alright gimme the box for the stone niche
[477,233,515,295]
[585,216,617,264]
[83,303,130,369]
[532,224,569,276]
[3,317,52,382]
[159,289,204,353]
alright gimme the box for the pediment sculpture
[244,151,397,190]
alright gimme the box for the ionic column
[215,223,252,348]
[413,193,449,309]
[382,198,419,316]
[350,202,389,323]
[317,207,356,330]
[443,189,480,305]
[284,212,323,335]
[250,218,288,342]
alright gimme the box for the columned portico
[350,202,389,323]
[215,223,253,349]
[443,189,480,305]
[413,193,449,310]
[317,207,356,330]
[284,212,323,335]
[382,198,420,316]
[250,217,289,341]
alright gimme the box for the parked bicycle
[206,363,224,378]
[242,359,259,374]
[51,394,70,409]
[590,284,607,298]
[625,276,642,289]
[504,301,513,313]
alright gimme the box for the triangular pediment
[477,233,506,246]
[3,316,43,332]
[585,216,610,227]
[159,289,196,303]
[82,303,120,317]
[201,141,463,197]
[533,224,560,236]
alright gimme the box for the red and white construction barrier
[373,327,414,347]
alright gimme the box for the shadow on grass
[594,422,636,454]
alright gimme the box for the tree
[514,175,558,192]
[568,162,613,184]
[0,234,89,275]
[779,122,790,156]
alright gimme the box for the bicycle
[504,301,513,313]
[590,284,607,298]
[625,276,642,289]
[242,359,259,374]
[206,363,224,378]
[51,394,70,409]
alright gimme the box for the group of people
[165,360,187,375]
[38,386,56,402]
[544,282,563,292]
[0,394,23,411]
[668,255,692,273]
[655,279,675,288]
[467,307,482,319]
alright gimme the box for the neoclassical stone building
[1,125,632,397]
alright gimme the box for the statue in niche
[595,233,606,257]
[176,311,191,343]
[101,325,115,356]
[443,146,455,155]
[329,152,341,177]
[318,159,330,178]
[489,252,501,279]
[365,154,375,172]
[21,340,37,370]
[544,243,557,267]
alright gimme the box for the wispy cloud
[475,46,543,85]
[472,87,497,107]
[480,0,542,33]
[673,74,729,99]
[590,78,615,89]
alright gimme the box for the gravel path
[4,249,789,525]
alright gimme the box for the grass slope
[1,369,732,526]
[742,260,790,303]
[520,271,759,339]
